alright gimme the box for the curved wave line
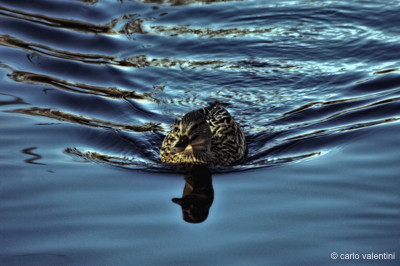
[8,107,163,133]
[284,117,400,142]
[256,116,400,156]
[7,70,154,101]
[0,35,302,72]
[64,147,322,173]
[0,5,118,34]
[21,147,46,165]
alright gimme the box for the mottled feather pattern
[160,103,246,166]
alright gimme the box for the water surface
[1,0,399,265]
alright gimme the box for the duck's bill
[172,146,186,154]
[172,136,189,153]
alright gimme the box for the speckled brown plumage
[160,102,246,166]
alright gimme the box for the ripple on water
[0,0,400,173]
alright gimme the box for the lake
[0,0,399,265]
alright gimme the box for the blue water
[1,0,399,265]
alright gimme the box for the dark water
[1,0,399,265]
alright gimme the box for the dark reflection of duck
[160,102,246,166]
[172,165,214,223]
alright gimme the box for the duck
[160,102,246,166]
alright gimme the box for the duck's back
[200,103,246,166]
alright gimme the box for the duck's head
[172,111,212,155]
